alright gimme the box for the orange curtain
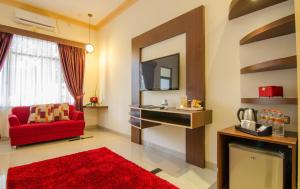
[0,32,13,71]
[58,44,85,111]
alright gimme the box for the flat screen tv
[140,53,179,91]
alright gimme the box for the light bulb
[85,43,94,53]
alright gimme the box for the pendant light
[85,13,94,53]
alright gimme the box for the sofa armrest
[8,114,21,127]
[72,111,84,121]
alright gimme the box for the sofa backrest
[11,104,76,124]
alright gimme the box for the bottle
[267,109,274,127]
[259,109,267,126]
[272,110,285,137]
[277,111,285,137]
[272,110,280,136]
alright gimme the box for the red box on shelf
[259,86,283,97]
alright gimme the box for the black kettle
[237,108,257,122]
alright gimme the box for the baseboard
[84,125,99,130]
[142,140,186,160]
[0,136,9,141]
[143,140,217,170]
[97,125,217,170]
[97,125,130,138]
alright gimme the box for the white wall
[0,3,100,137]
[97,0,295,164]
[141,34,186,153]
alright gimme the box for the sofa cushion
[10,120,84,138]
[28,104,54,123]
[10,123,53,137]
[53,103,70,121]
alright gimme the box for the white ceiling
[16,0,125,24]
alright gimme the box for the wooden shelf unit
[129,106,212,168]
[241,98,297,105]
[217,126,298,189]
[240,14,295,45]
[228,0,287,20]
[129,107,212,129]
[241,55,297,74]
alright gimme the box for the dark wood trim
[186,127,205,168]
[291,145,297,189]
[141,120,161,129]
[240,56,297,74]
[240,14,295,45]
[0,24,85,48]
[131,6,206,168]
[229,0,287,20]
[241,97,297,105]
[132,6,205,106]
[131,126,142,144]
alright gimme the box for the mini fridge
[229,143,284,189]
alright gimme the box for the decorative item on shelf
[177,96,203,111]
[161,99,168,109]
[180,96,188,108]
[259,86,283,97]
[191,99,202,108]
[85,86,99,107]
[90,96,98,104]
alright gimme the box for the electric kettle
[237,108,257,122]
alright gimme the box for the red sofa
[8,105,85,147]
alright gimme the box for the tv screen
[140,53,179,91]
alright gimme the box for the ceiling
[15,0,126,25]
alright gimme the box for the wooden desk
[129,106,212,168]
[217,126,298,189]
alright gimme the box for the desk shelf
[129,106,213,168]
[129,107,212,129]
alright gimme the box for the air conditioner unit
[15,8,57,31]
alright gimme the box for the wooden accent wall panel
[131,6,206,168]
[186,127,205,167]
[131,6,205,106]
[131,126,141,144]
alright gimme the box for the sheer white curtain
[0,35,74,107]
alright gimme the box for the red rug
[7,147,178,189]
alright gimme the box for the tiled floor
[0,128,217,189]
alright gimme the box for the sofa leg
[12,146,17,150]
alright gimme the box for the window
[0,35,73,107]
[160,67,172,90]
